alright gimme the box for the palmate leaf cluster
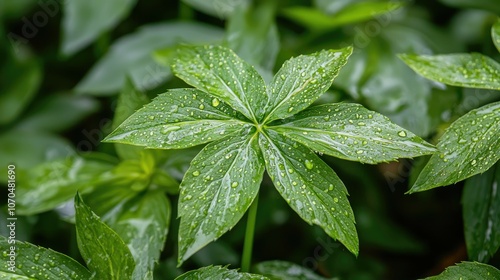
[105,44,435,263]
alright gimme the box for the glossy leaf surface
[105,88,249,149]
[177,129,264,263]
[271,103,435,164]
[259,131,358,255]
[410,101,500,192]
[400,53,500,90]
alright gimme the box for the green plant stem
[241,194,259,272]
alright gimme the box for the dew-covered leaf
[410,101,500,193]
[462,163,500,263]
[254,260,333,280]
[271,103,435,164]
[263,47,352,123]
[17,154,115,215]
[105,88,249,149]
[493,19,500,53]
[0,236,91,279]
[178,129,265,264]
[171,45,268,122]
[259,130,358,255]
[423,261,500,279]
[76,22,224,95]
[282,2,403,30]
[399,53,500,90]
[61,0,137,56]
[175,265,269,280]
[75,193,135,279]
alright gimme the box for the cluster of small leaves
[106,44,435,264]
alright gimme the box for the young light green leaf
[0,236,91,279]
[263,47,352,123]
[75,193,135,280]
[493,19,500,53]
[171,45,268,122]
[410,101,500,193]
[61,0,137,56]
[105,88,249,149]
[175,265,269,280]
[111,191,170,280]
[270,103,435,164]
[399,53,500,90]
[462,163,500,263]
[423,261,500,279]
[76,22,224,95]
[17,155,115,215]
[259,130,358,255]
[178,129,265,264]
[254,260,333,280]
[282,2,403,30]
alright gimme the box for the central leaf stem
[241,194,259,272]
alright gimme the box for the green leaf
[424,261,500,279]
[0,236,91,279]
[75,193,135,280]
[493,19,500,53]
[0,50,42,125]
[254,260,333,280]
[263,47,352,123]
[399,53,500,90]
[105,88,249,149]
[61,0,137,56]
[410,101,500,192]
[178,129,265,264]
[462,163,500,262]
[113,78,150,160]
[182,0,249,19]
[259,130,358,255]
[282,2,403,30]
[226,2,279,74]
[171,45,268,122]
[17,155,115,215]
[110,191,170,280]
[175,265,269,280]
[17,94,99,133]
[270,103,435,164]
[76,22,224,95]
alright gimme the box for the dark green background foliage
[0,0,499,279]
